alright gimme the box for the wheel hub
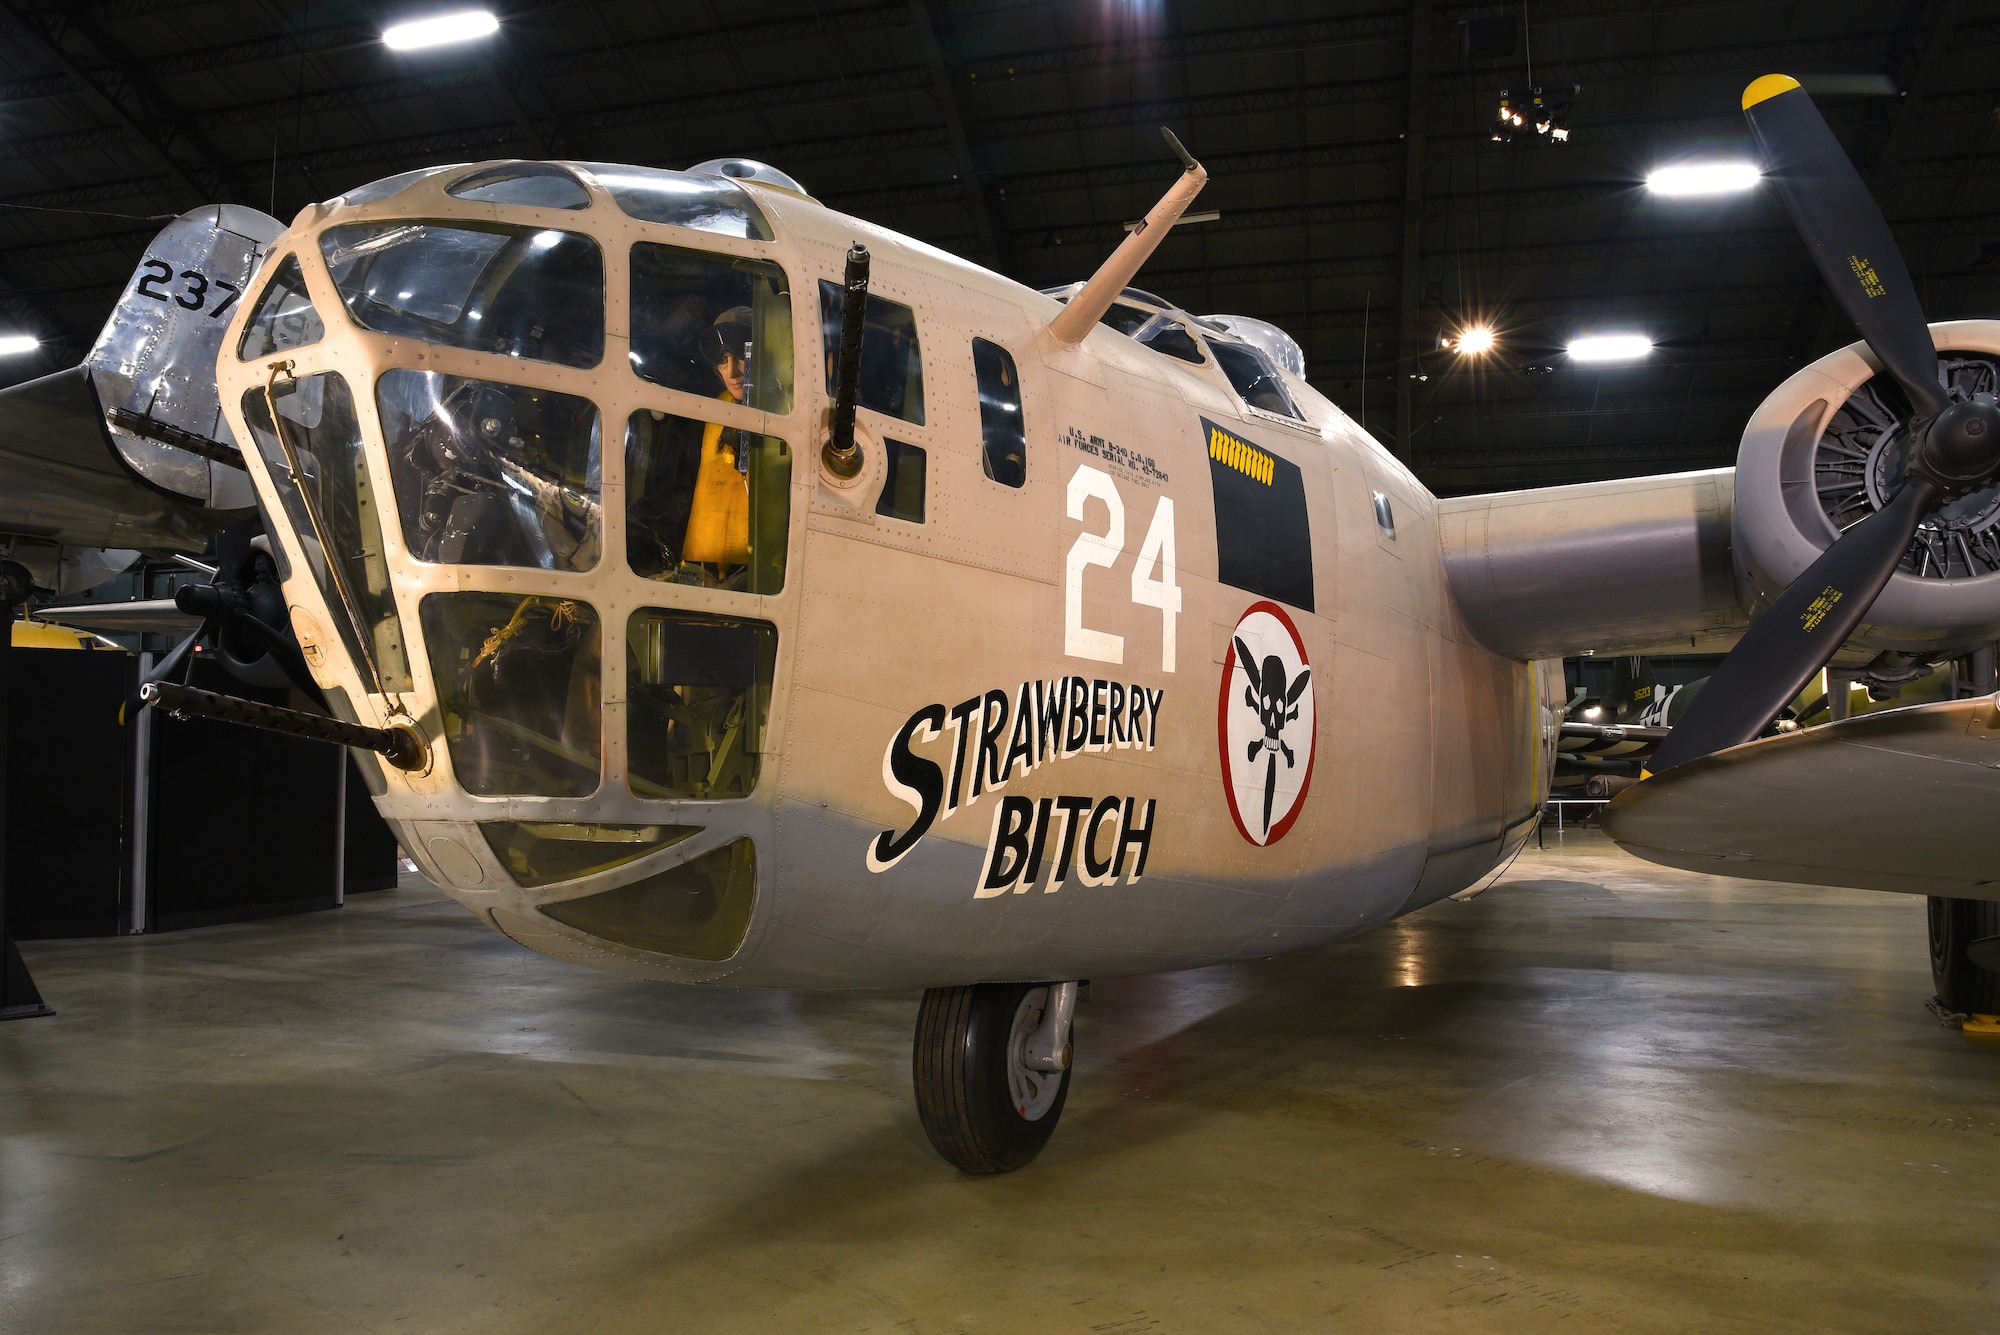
[1005,987,1065,1122]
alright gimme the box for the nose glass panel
[237,254,324,360]
[626,610,775,800]
[628,244,792,413]
[539,838,757,962]
[377,370,601,571]
[421,593,601,798]
[625,410,789,591]
[239,373,413,691]
[576,163,774,241]
[445,163,592,210]
[320,221,605,369]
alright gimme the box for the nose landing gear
[913,981,1078,1173]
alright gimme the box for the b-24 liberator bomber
[13,77,2000,1169]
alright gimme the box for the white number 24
[1065,463,1179,672]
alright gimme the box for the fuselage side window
[1209,340,1303,420]
[629,244,793,414]
[817,281,924,425]
[320,221,605,369]
[1203,417,1314,611]
[877,439,926,523]
[972,338,1025,488]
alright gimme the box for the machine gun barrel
[139,680,428,771]
[822,242,871,479]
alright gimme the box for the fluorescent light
[383,9,499,51]
[1568,334,1652,363]
[1646,162,1760,197]
[0,334,39,356]
[1455,325,1496,355]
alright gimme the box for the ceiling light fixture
[1646,161,1761,197]
[1568,334,1653,363]
[383,9,500,51]
[1455,325,1497,355]
[0,334,39,356]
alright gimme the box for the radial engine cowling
[1733,319,2000,667]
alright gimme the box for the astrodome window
[237,254,324,360]
[320,221,604,368]
[446,162,591,210]
[628,244,793,413]
[625,409,790,592]
[376,370,602,572]
[575,163,774,240]
[625,610,777,800]
[238,373,414,691]
[420,592,602,798]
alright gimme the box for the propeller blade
[1742,75,1947,418]
[1647,474,1940,773]
[144,619,213,687]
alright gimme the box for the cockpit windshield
[320,221,604,368]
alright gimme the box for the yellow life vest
[681,403,750,565]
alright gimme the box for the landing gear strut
[913,981,1077,1173]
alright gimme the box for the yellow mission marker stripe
[1209,425,1275,485]
[1742,73,1800,109]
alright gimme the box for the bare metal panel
[0,367,219,552]
[1603,696,2000,899]
[1437,468,1746,659]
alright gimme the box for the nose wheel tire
[913,983,1071,1174]
[1927,895,2000,1016]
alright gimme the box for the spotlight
[1567,334,1652,363]
[1646,162,1761,197]
[383,9,499,51]
[0,334,39,356]
[1455,326,1497,356]
[1492,84,1579,144]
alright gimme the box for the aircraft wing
[1602,695,2000,898]
[1438,468,1749,659]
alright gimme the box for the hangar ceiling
[0,0,1992,494]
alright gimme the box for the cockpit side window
[1135,314,1204,365]
[973,338,1025,488]
[238,254,324,360]
[446,163,592,210]
[575,163,775,241]
[320,221,605,369]
[1098,303,1152,337]
[817,282,924,426]
[376,370,602,572]
[629,245,793,414]
[1209,339,1303,419]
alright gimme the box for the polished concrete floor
[3,831,1997,1333]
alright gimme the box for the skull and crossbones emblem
[1220,605,1317,846]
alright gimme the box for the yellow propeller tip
[1742,74,1801,110]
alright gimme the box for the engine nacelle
[1733,319,2000,665]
